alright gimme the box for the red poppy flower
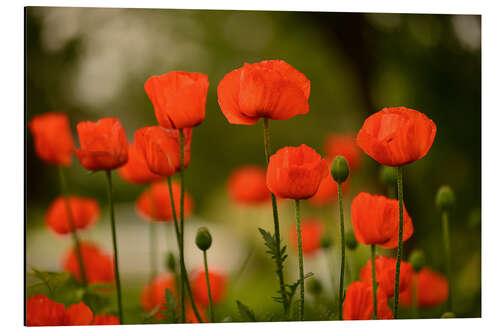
[228,165,271,205]
[92,314,120,325]
[28,112,74,166]
[359,256,414,298]
[308,171,349,206]
[65,302,94,325]
[135,126,192,177]
[140,273,177,314]
[62,242,114,285]
[45,196,100,235]
[343,281,393,320]
[356,107,437,166]
[217,60,310,125]
[289,218,324,256]
[266,144,329,200]
[26,294,67,326]
[135,181,194,222]
[324,134,362,172]
[118,142,163,184]
[144,71,209,129]
[191,269,227,307]
[186,305,207,323]
[75,118,128,171]
[351,192,413,249]
[400,267,449,308]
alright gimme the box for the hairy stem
[442,211,453,312]
[337,182,346,320]
[371,244,378,319]
[203,251,215,322]
[393,166,404,319]
[295,199,304,321]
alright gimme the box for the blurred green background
[26,7,481,321]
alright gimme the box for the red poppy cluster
[27,294,118,326]
[62,242,114,285]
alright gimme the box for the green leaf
[30,268,71,296]
[236,300,258,322]
[160,288,179,323]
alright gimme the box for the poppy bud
[165,252,176,272]
[307,277,323,295]
[320,233,333,249]
[331,156,349,184]
[409,249,426,272]
[379,166,397,187]
[436,185,455,211]
[441,312,455,318]
[345,229,358,250]
[195,227,212,251]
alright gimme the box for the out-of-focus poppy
[351,192,413,249]
[135,181,194,222]
[118,142,163,184]
[65,302,94,325]
[75,118,128,171]
[343,281,393,320]
[92,314,120,325]
[186,305,207,323]
[308,171,349,206]
[324,134,361,172]
[62,242,114,285]
[135,126,192,177]
[289,218,324,256]
[356,107,436,166]
[191,269,227,307]
[359,256,414,297]
[266,144,328,200]
[26,294,67,326]
[217,60,310,125]
[140,273,177,316]
[45,196,100,235]
[144,71,209,129]
[400,267,449,308]
[228,165,271,205]
[28,112,74,166]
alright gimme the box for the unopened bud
[379,166,397,187]
[307,277,323,295]
[436,185,455,211]
[195,227,212,251]
[345,230,358,250]
[409,249,425,272]
[165,252,176,272]
[320,234,333,249]
[331,156,349,184]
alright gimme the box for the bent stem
[179,129,186,322]
[166,176,203,323]
[263,118,288,314]
[58,167,87,287]
[337,182,345,320]
[442,211,452,312]
[393,166,404,319]
[295,199,305,321]
[105,170,123,324]
[203,250,215,322]
[371,245,378,319]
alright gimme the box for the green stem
[393,166,404,319]
[442,211,452,312]
[203,250,215,322]
[178,129,186,322]
[371,244,378,319]
[166,177,203,323]
[295,199,304,321]
[58,167,87,287]
[337,182,345,320]
[149,222,158,281]
[105,170,123,324]
[263,118,288,314]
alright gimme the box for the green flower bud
[379,166,397,187]
[165,252,176,272]
[320,233,333,249]
[408,249,426,272]
[345,229,358,250]
[307,277,323,295]
[331,156,349,183]
[441,312,456,318]
[195,227,212,251]
[436,185,455,211]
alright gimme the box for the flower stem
[58,167,87,287]
[262,118,288,314]
[337,182,346,320]
[371,244,378,319]
[105,170,123,324]
[442,211,453,312]
[393,166,404,319]
[203,250,215,322]
[178,129,186,322]
[294,199,305,321]
[166,176,203,323]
